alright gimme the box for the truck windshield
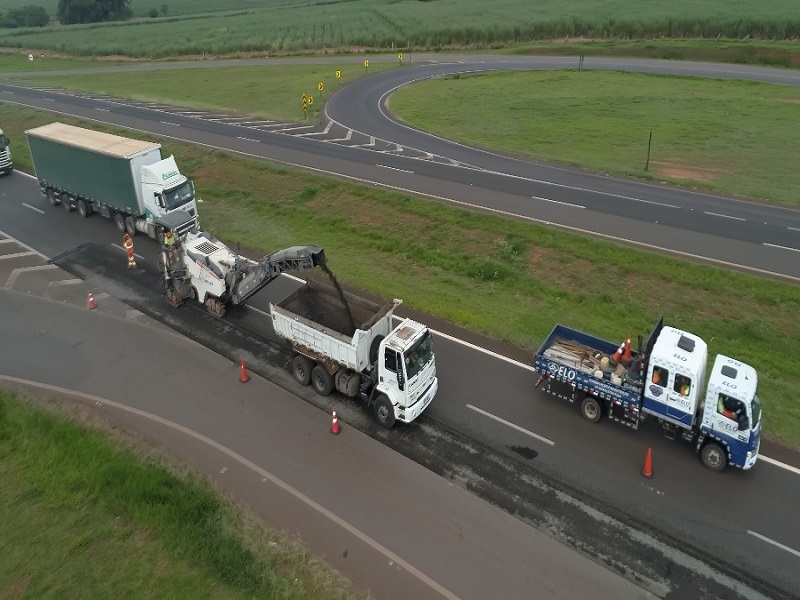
[751,394,762,428]
[0,135,7,150]
[404,331,434,380]
[163,181,194,210]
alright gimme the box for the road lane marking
[160,121,181,127]
[466,404,555,446]
[763,242,800,253]
[0,238,16,244]
[0,227,48,259]
[0,251,35,260]
[703,211,746,221]
[759,455,800,475]
[0,375,462,600]
[47,278,82,287]
[22,203,45,214]
[5,264,57,288]
[747,531,800,558]
[236,137,260,143]
[788,226,800,232]
[534,196,585,209]
[378,164,414,173]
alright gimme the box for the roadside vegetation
[0,0,800,58]
[2,103,798,447]
[0,390,367,599]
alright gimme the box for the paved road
[2,172,798,598]
[2,56,800,280]
[0,288,653,600]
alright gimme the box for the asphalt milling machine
[47,234,792,600]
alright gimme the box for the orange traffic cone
[611,340,625,364]
[239,359,250,384]
[330,408,341,435]
[622,337,632,365]
[641,447,653,479]
[87,291,97,310]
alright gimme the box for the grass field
[389,70,800,205]
[2,0,800,58]
[2,102,798,448]
[0,390,366,599]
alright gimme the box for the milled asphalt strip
[0,375,461,600]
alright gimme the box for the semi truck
[271,279,438,428]
[0,127,13,175]
[533,317,761,472]
[157,216,326,317]
[26,122,199,240]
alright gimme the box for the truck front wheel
[292,356,312,386]
[61,193,73,212]
[311,364,334,396]
[373,395,396,429]
[580,396,602,423]
[701,442,728,472]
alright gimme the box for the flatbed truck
[534,317,761,472]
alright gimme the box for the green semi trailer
[26,123,198,239]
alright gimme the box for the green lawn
[389,70,800,205]
[3,102,798,448]
[0,391,366,599]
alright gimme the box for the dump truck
[157,220,326,317]
[26,122,199,239]
[533,317,761,472]
[271,279,438,428]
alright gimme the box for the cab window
[384,349,398,373]
[651,366,669,388]
[673,374,692,396]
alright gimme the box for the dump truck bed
[271,279,395,372]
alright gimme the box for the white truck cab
[0,128,13,175]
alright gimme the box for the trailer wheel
[114,212,126,232]
[61,193,73,212]
[125,215,137,237]
[311,364,334,396]
[292,356,312,386]
[580,396,602,423]
[76,198,91,218]
[700,442,728,472]
[46,188,60,206]
[373,395,396,429]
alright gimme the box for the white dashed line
[466,404,555,446]
[0,251,35,260]
[704,211,746,221]
[763,242,800,253]
[5,264,57,288]
[377,164,414,174]
[534,196,585,209]
[747,531,800,558]
[22,203,45,214]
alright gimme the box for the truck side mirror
[738,415,750,431]
[155,193,165,208]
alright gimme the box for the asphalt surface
[1,55,800,597]
[0,289,653,600]
[2,172,799,598]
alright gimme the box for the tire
[156,227,166,245]
[311,364,334,396]
[580,396,602,423]
[76,198,91,218]
[372,394,396,429]
[46,188,60,206]
[292,355,312,386]
[61,193,73,212]
[114,212,126,232]
[369,334,385,365]
[125,215,137,236]
[700,442,727,472]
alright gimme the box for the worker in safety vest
[164,229,176,247]
[123,233,136,269]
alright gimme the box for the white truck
[0,127,13,175]
[271,279,438,428]
[26,122,199,239]
[534,317,762,471]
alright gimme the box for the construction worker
[163,228,180,265]
[122,233,136,269]
[163,229,176,248]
